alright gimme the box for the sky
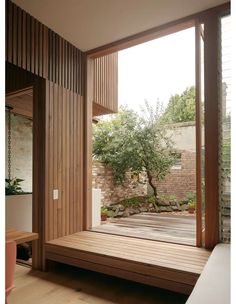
[118,27,195,113]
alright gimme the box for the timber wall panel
[45,81,84,242]
[6,0,86,267]
[93,53,118,115]
[6,0,83,95]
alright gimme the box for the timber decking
[92,213,196,245]
[45,231,211,295]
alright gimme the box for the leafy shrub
[147,195,156,204]
[169,194,177,202]
[186,191,196,202]
[120,197,140,208]
[188,201,196,209]
[101,206,108,215]
[5,178,24,195]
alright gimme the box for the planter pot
[188,207,195,214]
[101,214,107,221]
[6,194,32,231]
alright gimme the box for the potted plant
[188,200,196,214]
[5,178,24,195]
[101,206,108,221]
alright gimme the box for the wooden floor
[45,231,211,295]
[92,212,196,245]
[9,264,188,304]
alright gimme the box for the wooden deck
[92,213,196,245]
[45,231,211,295]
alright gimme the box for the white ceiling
[13,0,227,51]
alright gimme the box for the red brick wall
[92,161,147,206]
[154,151,196,200]
[93,151,196,204]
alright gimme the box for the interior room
[4,1,231,304]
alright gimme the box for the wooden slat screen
[219,15,231,243]
[45,80,84,241]
[93,53,118,116]
[6,0,86,266]
[6,0,83,95]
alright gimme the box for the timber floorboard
[9,264,189,304]
[45,231,211,295]
[92,213,196,245]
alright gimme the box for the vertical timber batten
[84,56,93,230]
[204,13,220,249]
[195,21,202,247]
[93,53,118,116]
[44,81,84,242]
[6,0,85,269]
[32,77,46,270]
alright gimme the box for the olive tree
[93,102,176,197]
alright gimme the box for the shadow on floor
[11,262,189,304]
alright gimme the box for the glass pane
[219,15,231,243]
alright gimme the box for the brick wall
[92,151,196,205]
[154,150,196,200]
[92,160,147,206]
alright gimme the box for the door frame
[84,3,230,248]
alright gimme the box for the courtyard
[92,212,196,246]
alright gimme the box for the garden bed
[105,195,193,218]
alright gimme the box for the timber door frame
[85,3,230,248]
[5,64,46,269]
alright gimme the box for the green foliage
[5,178,24,195]
[169,194,177,202]
[93,109,140,183]
[120,197,140,208]
[188,201,196,209]
[93,102,176,197]
[161,86,196,123]
[186,191,196,203]
[147,195,156,204]
[101,206,108,215]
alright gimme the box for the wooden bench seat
[45,231,211,295]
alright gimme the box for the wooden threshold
[45,231,211,295]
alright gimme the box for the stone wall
[92,160,147,206]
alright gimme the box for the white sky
[118,27,195,112]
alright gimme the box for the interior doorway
[5,62,46,269]
[6,87,34,266]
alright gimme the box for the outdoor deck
[92,212,196,245]
[45,231,210,295]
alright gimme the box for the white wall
[92,189,101,227]
[6,194,32,232]
[167,122,205,152]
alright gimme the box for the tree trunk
[147,171,157,197]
